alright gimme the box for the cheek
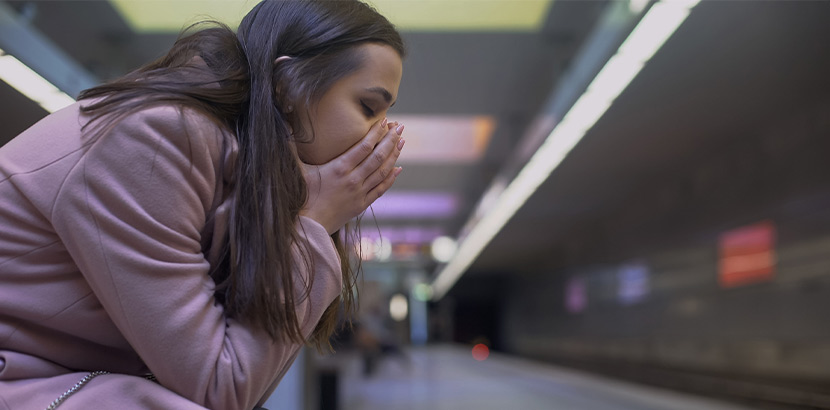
[300,116,370,165]
[332,124,370,163]
[320,109,372,161]
[340,122,369,152]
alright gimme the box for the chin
[303,154,329,166]
[296,147,325,166]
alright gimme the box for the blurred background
[2,0,830,409]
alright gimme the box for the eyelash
[361,101,376,117]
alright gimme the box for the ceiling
[2,0,828,300]
[472,0,830,275]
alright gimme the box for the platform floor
[336,345,751,410]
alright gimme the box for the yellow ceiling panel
[109,0,256,33]
[370,0,553,32]
[110,0,553,33]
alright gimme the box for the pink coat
[0,102,343,409]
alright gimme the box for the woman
[0,0,405,408]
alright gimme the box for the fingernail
[397,138,406,150]
[381,118,388,128]
[395,124,405,135]
[394,167,403,176]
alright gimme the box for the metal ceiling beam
[0,1,97,98]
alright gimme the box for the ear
[273,56,295,110]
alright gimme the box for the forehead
[339,43,403,99]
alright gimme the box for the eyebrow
[366,87,396,107]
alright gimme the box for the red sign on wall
[718,220,776,288]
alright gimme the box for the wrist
[299,209,338,235]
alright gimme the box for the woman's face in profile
[296,43,403,165]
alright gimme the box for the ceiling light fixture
[391,115,495,165]
[369,191,460,219]
[0,48,75,113]
[430,0,700,300]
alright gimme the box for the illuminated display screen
[617,261,650,304]
[565,277,586,313]
[718,220,776,288]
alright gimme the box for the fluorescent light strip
[0,48,75,113]
[431,0,700,300]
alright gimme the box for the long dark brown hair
[78,0,405,350]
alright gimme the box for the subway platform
[325,345,752,410]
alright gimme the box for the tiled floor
[336,345,751,410]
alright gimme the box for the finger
[363,136,403,189]
[355,124,402,180]
[365,166,402,205]
[333,118,388,170]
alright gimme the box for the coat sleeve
[50,105,343,410]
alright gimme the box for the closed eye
[361,101,376,117]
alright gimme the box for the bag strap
[45,370,110,410]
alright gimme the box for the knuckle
[371,153,385,168]
[333,166,347,178]
[359,141,374,156]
